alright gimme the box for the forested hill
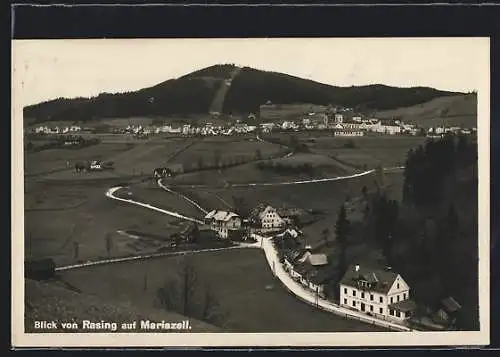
[23,64,461,123]
[397,134,478,330]
[222,67,460,114]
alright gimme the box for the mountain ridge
[23,64,464,123]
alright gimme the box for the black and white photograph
[12,38,490,347]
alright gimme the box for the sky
[12,38,489,107]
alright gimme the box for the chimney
[355,264,360,272]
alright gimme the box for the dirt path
[209,66,242,114]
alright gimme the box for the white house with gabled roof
[204,210,242,239]
[258,205,286,232]
[339,264,416,321]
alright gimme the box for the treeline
[359,133,478,329]
[24,78,224,123]
[255,161,315,176]
[402,134,477,207]
[222,67,460,114]
[265,134,310,153]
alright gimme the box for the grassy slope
[375,93,477,129]
[25,279,220,332]
[59,249,387,332]
[24,181,186,266]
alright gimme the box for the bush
[343,140,356,149]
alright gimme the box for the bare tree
[156,256,225,326]
[105,233,113,257]
[73,241,80,260]
[178,255,198,316]
[321,228,330,246]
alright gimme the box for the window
[390,310,394,316]
[361,292,365,299]
[353,290,356,297]
[397,283,400,289]
[370,305,374,312]
[403,293,407,300]
[396,311,401,318]
[344,299,347,304]
[380,296,383,303]
[352,301,356,307]
[344,288,347,294]
[379,308,383,314]
[370,294,374,301]
[390,297,393,304]
[397,295,400,302]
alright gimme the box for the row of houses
[113,123,259,137]
[278,231,463,327]
[427,126,476,136]
[203,204,307,239]
[202,201,462,328]
[260,116,419,136]
[33,125,82,134]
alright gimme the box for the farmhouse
[339,264,416,321]
[283,247,331,297]
[89,160,102,171]
[251,205,286,232]
[204,210,242,239]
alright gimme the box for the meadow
[24,180,187,266]
[59,249,387,332]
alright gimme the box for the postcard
[12,37,490,347]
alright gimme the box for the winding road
[57,164,409,331]
[51,130,408,332]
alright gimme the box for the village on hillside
[27,102,477,139]
[196,196,464,331]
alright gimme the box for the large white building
[339,264,416,321]
[204,210,242,239]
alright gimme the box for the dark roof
[441,297,462,313]
[294,261,315,276]
[389,299,417,313]
[284,249,306,264]
[340,264,399,294]
[308,268,333,285]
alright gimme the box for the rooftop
[340,264,399,294]
[204,210,240,222]
[308,253,328,266]
[389,299,417,313]
[441,296,462,313]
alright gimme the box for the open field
[24,142,135,176]
[25,279,220,333]
[24,138,194,180]
[24,180,189,266]
[304,135,427,169]
[375,94,477,129]
[59,249,387,332]
[169,137,286,169]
